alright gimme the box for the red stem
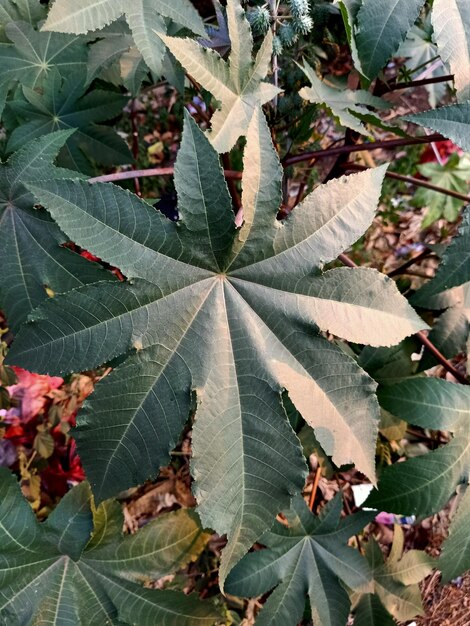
[343,162,470,204]
[282,134,444,167]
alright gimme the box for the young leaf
[432,0,470,101]
[225,494,373,626]
[403,103,470,154]
[356,0,426,80]
[0,131,108,331]
[159,0,281,152]
[8,113,424,586]
[397,19,448,108]
[365,416,470,517]
[0,21,87,90]
[413,154,470,226]
[299,61,388,134]
[411,207,470,304]
[42,0,206,74]
[0,469,219,625]
[352,532,434,622]
[439,486,470,582]
[7,71,132,174]
[377,378,470,431]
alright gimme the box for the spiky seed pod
[278,22,299,47]
[292,12,313,35]
[272,35,283,55]
[248,6,271,35]
[287,0,310,19]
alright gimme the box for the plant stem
[282,134,444,167]
[387,249,434,277]
[308,465,322,511]
[130,99,142,197]
[343,162,470,204]
[383,74,454,93]
[89,167,242,184]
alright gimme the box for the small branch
[343,162,470,204]
[416,332,469,385]
[89,167,242,184]
[381,74,454,93]
[308,465,322,511]
[282,134,444,167]
[130,99,142,197]
[387,249,433,277]
[89,167,175,184]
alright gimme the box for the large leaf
[225,494,372,626]
[8,112,425,585]
[365,415,470,517]
[0,131,108,331]
[0,469,219,625]
[0,20,87,90]
[298,61,388,134]
[439,486,470,582]
[356,0,426,80]
[411,206,470,304]
[7,70,132,174]
[377,378,470,431]
[42,0,206,74]
[432,0,470,102]
[0,0,46,42]
[352,529,433,622]
[404,103,470,154]
[159,0,281,152]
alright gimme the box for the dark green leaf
[8,113,424,586]
[226,495,372,626]
[0,131,109,331]
[378,378,470,431]
[0,468,219,625]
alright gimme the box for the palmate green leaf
[365,413,470,517]
[298,61,388,135]
[411,207,470,305]
[0,131,108,332]
[6,70,132,174]
[0,20,87,91]
[439,486,470,582]
[0,469,219,625]
[0,0,46,42]
[8,111,425,586]
[413,154,470,227]
[404,103,470,154]
[160,0,281,152]
[432,0,470,102]
[377,378,470,431]
[42,0,205,74]
[352,529,433,622]
[225,494,373,626]
[355,0,426,80]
